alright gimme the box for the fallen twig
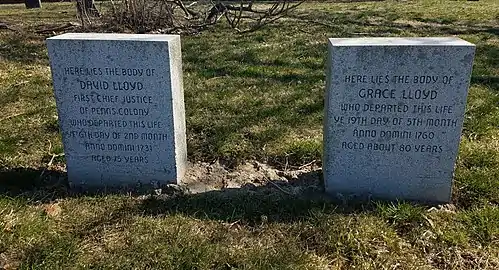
[288,15,336,28]
[264,176,293,195]
[35,22,80,34]
[0,106,56,123]
[0,112,29,123]
[0,22,17,32]
[299,160,316,170]
[39,153,65,180]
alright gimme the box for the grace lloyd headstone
[324,37,475,203]
[47,33,187,189]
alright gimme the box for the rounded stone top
[47,33,179,42]
[328,37,475,47]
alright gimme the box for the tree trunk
[76,0,100,17]
[25,0,41,9]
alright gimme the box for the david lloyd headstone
[47,33,186,188]
[324,37,475,203]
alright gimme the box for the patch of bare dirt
[181,161,323,196]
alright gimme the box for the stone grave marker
[47,33,186,189]
[324,37,475,203]
[25,0,41,9]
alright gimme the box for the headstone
[25,0,41,9]
[324,37,475,203]
[47,33,187,189]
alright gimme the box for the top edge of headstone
[47,33,179,41]
[328,37,475,46]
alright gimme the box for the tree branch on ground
[0,21,17,32]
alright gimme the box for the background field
[0,0,498,269]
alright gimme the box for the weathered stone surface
[47,33,187,188]
[324,37,475,203]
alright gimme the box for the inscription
[62,65,167,165]
[64,67,156,77]
[334,73,459,153]
[344,75,454,85]
[91,155,149,164]
[66,131,168,141]
[79,107,150,116]
[78,80,145,91]
[356,88,437,100]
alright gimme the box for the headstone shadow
[0,164,431,222]
[136,170,383,225]
[0,167,69,202]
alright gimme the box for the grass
[0,0,498,268]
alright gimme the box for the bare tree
[205,1,303,32]
[80,0,303,34]
[76,0,100,25]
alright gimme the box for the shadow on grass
[471,75,499,90]
[139,190,335,225]
[135,170,400,225]
[474,44,499,77]
[0,32,47,64]
[294,8,499,37]
[186,90,324,165]
[0,165,382,224]
[0,165,489,228]
[0,167,69,201]
[182,33,326,164]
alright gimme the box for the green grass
[0,0,499,268]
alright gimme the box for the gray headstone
[324,37,475,203]
[47,33,187,189]
[25,0,41,9]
